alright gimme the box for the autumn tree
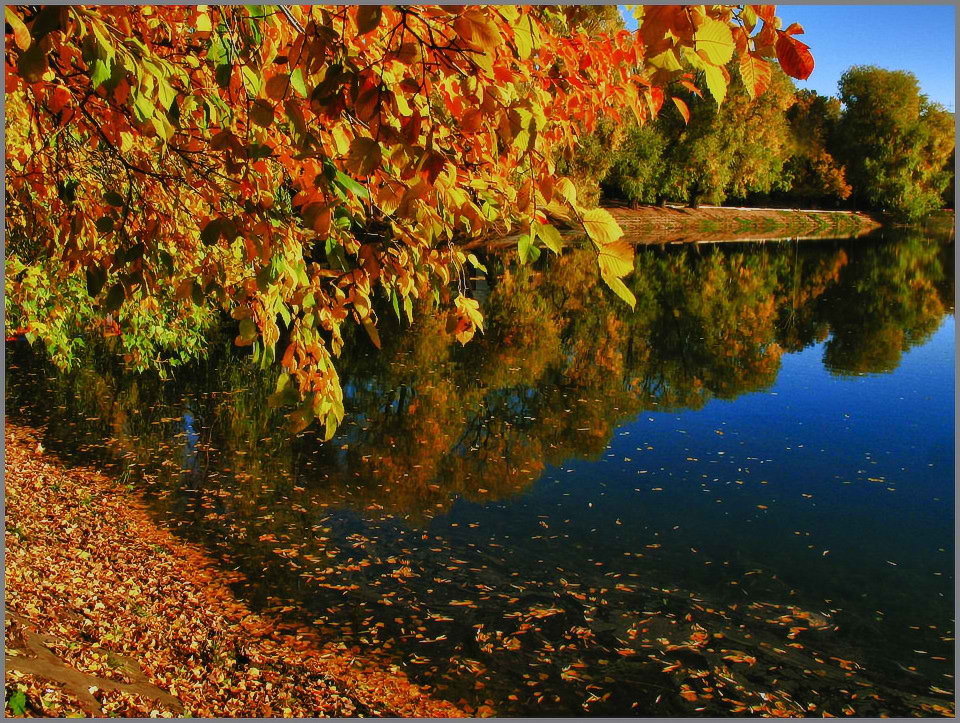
[835,65,955,221]
[5,4,814,434]
[779,89,851,206]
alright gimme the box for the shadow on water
[6,229,955,716]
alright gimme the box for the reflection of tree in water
[8,234,953,524]
[816,233,952,375]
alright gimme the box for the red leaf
[776,33,814,80]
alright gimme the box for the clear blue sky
[620,5,955,111]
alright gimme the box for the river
[6,228,954,716]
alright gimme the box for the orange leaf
[784,22,805,36]
[739,52,772,100]
[671,96,690,124]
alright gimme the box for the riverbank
[605,203,883,244]
[467,203,885,252]
[3,423,464,718]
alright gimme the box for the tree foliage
[5,4,814,434]
[780,89,851,205]
[835,66,955,221]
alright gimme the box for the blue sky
[619,5,955,111]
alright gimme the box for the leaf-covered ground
[4,422,465,718]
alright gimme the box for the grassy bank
[3,423,464,718]
[604,203,882,244]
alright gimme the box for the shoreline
[466,204,888,251]
[4,422,465,718]
[604,203,884,244]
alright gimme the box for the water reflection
[6,229,954,716]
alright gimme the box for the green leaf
[133,91,155,121]
[215,61,232,89]
[467,253,488,273]
[157,78,177,111]
[85,266,107,297]
[517,233,533,264]
[95,216,115,233]
[8,690,27,716]
[323,411,337,441]
[391,289,401,322]
[90,58,111,89]
[158,250,175,277]
[333,170,369,200]
[290,67,307,98]
[277,303,291,328]
[104,283,125,312]
[191,281,204,306]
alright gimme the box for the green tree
[654,61,797,206]
[835,66,955,221]
[601,122,667,206]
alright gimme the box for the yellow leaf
[555,177,577,207]
[331,125,351,156]
[648,49,682,72]
[361,317,381,349]
[703,63,728,105]
[597,240,634,279]
[582,208,623,246]
[512,15,537,60]
[456,295,484,331]
[694,17,735,66]
[535,222,563,254]
[195,9,212,34]
[602,274,637,309]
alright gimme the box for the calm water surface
[7,230,955,716]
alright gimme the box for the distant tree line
[564,64,955,222]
